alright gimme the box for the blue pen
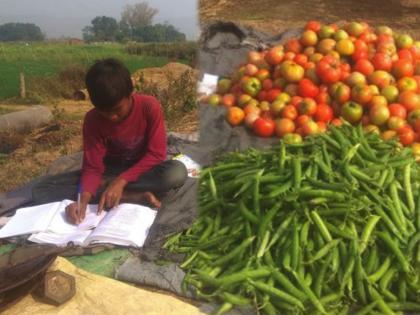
[77,183,82,223]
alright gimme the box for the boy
[33,58,187,224]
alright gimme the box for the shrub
[126,41,197,66]
[135,69,197,129]
[27,64,87,102]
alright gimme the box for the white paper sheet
[172,154,201,177]
[1,200,157,248]
[197,73,219,95]
[86,203,157,247]
[0,202,60,238]
[47,200,105,234]
[28,230,91,247]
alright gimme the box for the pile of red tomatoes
[205,21,420,154]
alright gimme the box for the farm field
[0,42,171,100]
[0,41,197,193]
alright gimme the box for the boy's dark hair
[85,58,133,111]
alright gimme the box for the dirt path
[199,0,420,37]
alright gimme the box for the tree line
[0,23,44,41]
[82,2,186,42]
[0,2,186,42]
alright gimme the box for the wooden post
[19,72,26,99]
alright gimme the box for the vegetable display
[205,20,420,155]
[165,124,420,314]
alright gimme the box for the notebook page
[86,203,157,247]
[47,200,105,234]
[0,202,61,238]
[28,230,91,247]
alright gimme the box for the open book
[0,200,157,247]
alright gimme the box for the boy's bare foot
[142,191,161,208]
[122,190,161,208]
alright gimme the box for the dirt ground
[0,100,197,193]
[199,0,420,37]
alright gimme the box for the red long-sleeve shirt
[80,94,167,196]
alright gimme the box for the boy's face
[97,96,133,123]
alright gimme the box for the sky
[0,0,198,40]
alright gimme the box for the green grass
[0,42,171,100]
[0,107,16,115]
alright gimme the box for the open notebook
[0,199,157,247]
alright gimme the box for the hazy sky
[0,0,198,39]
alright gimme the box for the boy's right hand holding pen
[65,191,92,224]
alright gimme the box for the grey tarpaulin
[138,21,302,261]
[0,132,199,217]
[198,21,302,78]
[115,256,254,315]
[1,22,301,313]
[115,22,303,314]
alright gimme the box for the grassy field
[0,42,171,100]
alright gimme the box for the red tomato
[372,53,393,71]
[316,57,342,84]
[301,120,319,136]
[265,46,285,65]
[392,59,414,79]
[340,63,351,73]
[304,61,316,69]
[329,23,339,32]
[331,118,343,126]
[354,39,368,51]
[296,115,311,127]
[333,83,351,104]
[354,59,374,76]
[294,54,308,66]
[298,98,317,116]
[298,79,320,98]
[398,49,414,61]
[266,89,282,103]
[291,96,303,107]
[282,105,298,120]
[305,20,321,32]
[253,118,275,137]
[409,45,420,60]
[388,103,407,119]
[262,79,274,91]
[317,121,327,132]
[351,84,373,105]
[399,91,420,112]
[284,52,296,61]
[315,91,331,104]
[257,90,268,102]
[352,50,368,61]
[314,104,334,122]
[340,71,351,81]
[398,125,416,146]
[274,118,295,137]
[285,38,303,54]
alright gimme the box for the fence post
[20,72,26,99]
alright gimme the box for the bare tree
[121,2,159,30]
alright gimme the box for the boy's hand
[65,202,88,225]
[65,192,92,224]
[98,177,127,214]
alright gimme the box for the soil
[0,99,197,193]
[199,0,420,37]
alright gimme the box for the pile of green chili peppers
[164,124,420,315]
